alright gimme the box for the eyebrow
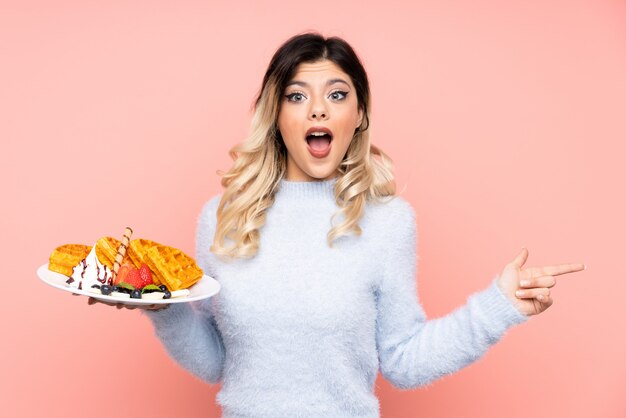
[285,78,351,88]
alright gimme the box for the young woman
[103,33,585,417]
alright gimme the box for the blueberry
[130,289,142,299]
[163,290,171,299]
[101,285,112,295]
[91,284,101,289]
[158,285,168,292]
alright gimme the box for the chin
[306,167,338,181]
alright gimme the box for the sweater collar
[276,176,337,199]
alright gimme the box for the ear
[356,107,364,129]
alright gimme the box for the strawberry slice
[137,264,153,289]
[114,263,134,286]
[122,264,153,290]
[124,267,143,289]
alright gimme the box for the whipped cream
[66,244,112,290]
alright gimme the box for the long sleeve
[144,195,225,384]
[375,200,529,389]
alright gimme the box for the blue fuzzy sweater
[146,177,528,417]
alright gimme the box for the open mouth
[306,127,333,158]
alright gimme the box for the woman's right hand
[87,297,169,311]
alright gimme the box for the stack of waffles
[49,236,203,291]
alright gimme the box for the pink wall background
[1,1,624,417]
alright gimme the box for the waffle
[49,244,92,276]
[95,236,122,269]
[127,238,161,268]
[144,244,203,291]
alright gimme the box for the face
[277,60,363,182]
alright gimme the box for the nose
[308,97,328,121]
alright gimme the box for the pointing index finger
[525,263,586,278]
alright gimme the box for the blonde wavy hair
[211,33,397,260]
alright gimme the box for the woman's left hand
[496,248,585,316]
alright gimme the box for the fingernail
[515,290,524,297]
[520,280,530,287]
[537,295,544,301]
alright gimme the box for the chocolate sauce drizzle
[65,258,87,285]
[96,264,111,285]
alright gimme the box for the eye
[329,90,348,101]
[285,92,307,102]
